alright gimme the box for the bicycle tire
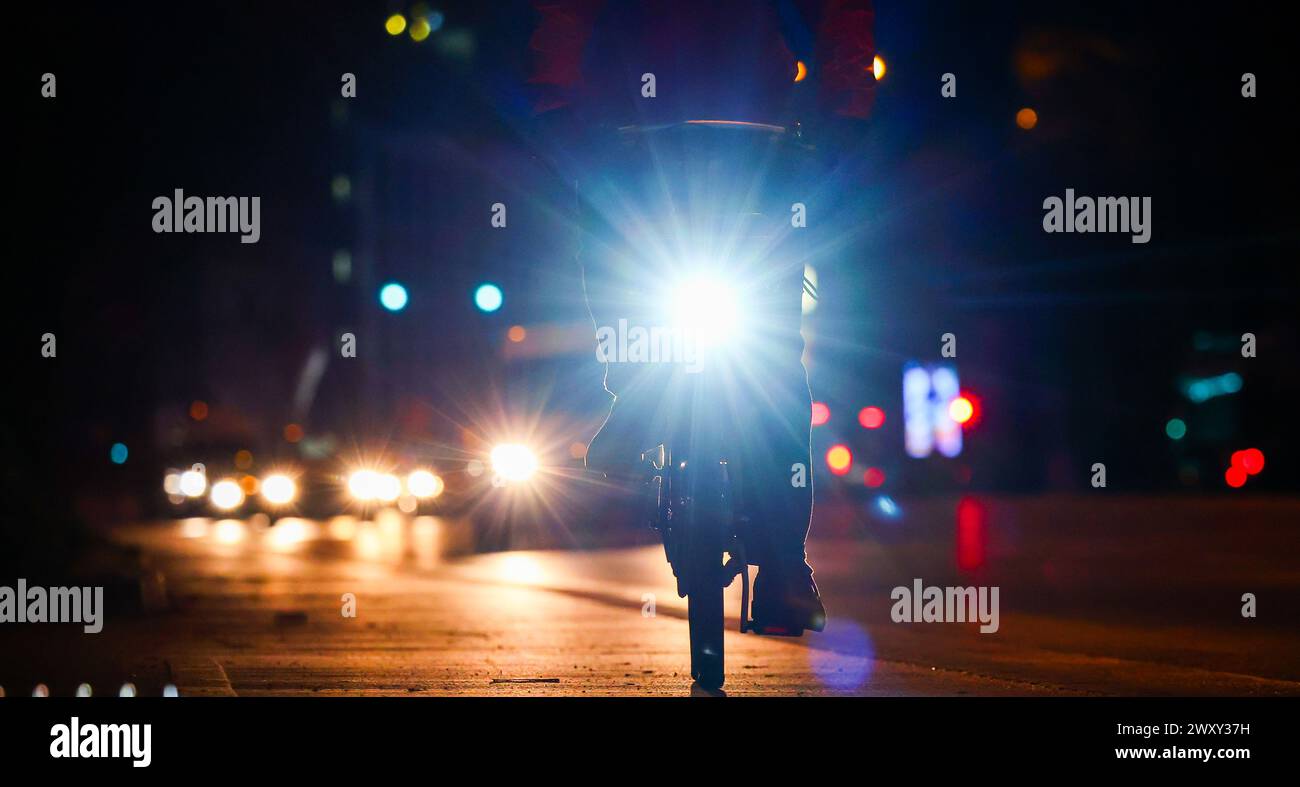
[685,463,728,690]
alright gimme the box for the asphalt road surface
[2,496,1297,697]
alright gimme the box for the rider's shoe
[749,559,827,635]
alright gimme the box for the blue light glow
[874,495,900,518]
[379,282,409,312]
[808,620,874,692]
[1182,372,1243,403]
[474,283,503,313]
[1165,418,1187,440]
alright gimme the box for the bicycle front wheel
[685,466,728,690]
[687,559,725,688]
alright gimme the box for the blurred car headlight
[260,474,297,506]
[349,469,402,503]
[375,473,402,502]
[348,469,381,501]
[163,471,182,496]
[490,444,539,483]
[210,478,245,511]
[179,469,207,498]
[406,469,445,499]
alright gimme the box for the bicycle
[591,120,821,690]
[638,388,754,691]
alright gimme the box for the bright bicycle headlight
[669,273,741,346]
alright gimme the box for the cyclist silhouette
[529,0,876,633]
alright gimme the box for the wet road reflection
[173,511,461,572]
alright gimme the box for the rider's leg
[735,348,814,568]
[734,261,825,632]
[744,371,826,633]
